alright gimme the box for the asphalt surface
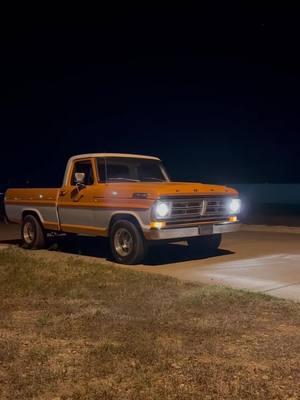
[1,223,300,301]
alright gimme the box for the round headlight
[155,202,170,218]
[229,199,241,214]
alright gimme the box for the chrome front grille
[165,196,229,221]
[205,198,228,217]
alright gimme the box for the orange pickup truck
[5,153,241,264]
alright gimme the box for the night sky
[1,14,300,187]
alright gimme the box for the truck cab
[5,153,241,264]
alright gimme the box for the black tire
[21,215,46,249]
[187,234,222,254]
[110,220,147,265]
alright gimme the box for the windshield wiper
[109,177,140,182]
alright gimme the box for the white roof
[69,153,160,161]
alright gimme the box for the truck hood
[104,181,238,200]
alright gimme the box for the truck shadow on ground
[0,239,21,246]
[49,236,234,266]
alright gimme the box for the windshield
[97,157,170,182]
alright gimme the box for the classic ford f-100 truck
[5,153,241,264]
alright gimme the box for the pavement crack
[263,281,300,293]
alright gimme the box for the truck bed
[5,188,60,230]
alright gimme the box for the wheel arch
[108,212,144,235]
[21,209,44,225]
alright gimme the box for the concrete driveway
[1,223,300,301]
[137,230,300,301]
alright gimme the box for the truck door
[57,158,105,235]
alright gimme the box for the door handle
[59,190,67,196]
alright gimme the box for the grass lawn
[0,247,299,399]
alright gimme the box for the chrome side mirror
[74,172,86,188]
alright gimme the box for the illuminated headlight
[154,201,171,219]
[229,198,241,214]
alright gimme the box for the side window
[71,160,94,186]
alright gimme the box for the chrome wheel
[114,228,133,257]
[23,221,35,244]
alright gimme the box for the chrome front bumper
[145,222,240,240]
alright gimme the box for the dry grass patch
[0,247,300,399]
